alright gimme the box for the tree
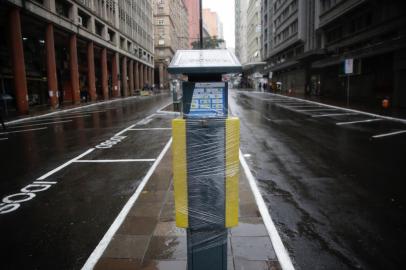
[191,35,225,49]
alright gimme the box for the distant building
[203,8,226,48]
[153,0,189,89]
[184,0,200,48]
[261,0,317,93]
[0,0,154,115]
[235,0,250,64]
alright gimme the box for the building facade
[153,0,189,89]
[0,0,154,116]
[313,0,406,108]
[261,0,406,109]
[203,8,225,48]
[184,0,199,48]
[261,0,318,94]
[246,0,262,64]
[235,0,249,64]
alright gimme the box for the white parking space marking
[312,113,358,118]
[74,159,156,163]
[0,138,8,141]
[114,125,137,137]
[63,110,107,116]
[9,115,92,125]
[264,93,406,124]
[4,95,142,125]
[0,127,48,135]
[372,130,406,139]
[336,119,383,126]
[240,150,295,270]
[285,105,322,108]
[7,120,73,129]
[128,128,171,131]
[82,138,172,270]
[156,102,172,113]
[295,109,338,112]
[37,149,95,180]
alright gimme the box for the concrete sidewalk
[93,148,281,270]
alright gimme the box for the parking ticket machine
[169,50,242,270]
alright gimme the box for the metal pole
[199,0,203,49]
[347,75,350,107]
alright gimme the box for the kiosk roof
[168,50,242,74]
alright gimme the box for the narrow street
[0,94,174,269]
[230,90,406,270]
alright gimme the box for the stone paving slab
[94,148,281,270]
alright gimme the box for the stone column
[101,48,109,100]
[129,60,134,96]
[121,56,128,97]
[159,63,164,89]
[45,23,58,109]
[9,7,29,114]
[87,41,97,101]
[152,66,155,87]
[143,64,148,86]
[69,34,80,104]
[134,61,139,90]
[139,64,144,89]
[112,52,119,97]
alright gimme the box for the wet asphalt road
[0,94,173,269]
[230,90,406,270]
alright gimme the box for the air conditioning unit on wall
[77,16,83,26]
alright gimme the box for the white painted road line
[240,150,295,270]
[9,114,92,125]
[37,148,95,180]
[7,120,73,129]
[63,110,107,116]
[74,159,156,163]
[295,109,338,112]
[267,93,406,124]
[156,102,172,113]
[285,105,323,108]
[0,138,8,141]
[4,95,142,125]
[312,113,358,118]
[81,138,172,270]
[372,130,406,139]
[114,124,137,137]
[0,127,48,135]
[128,128,171,131]
[336,119,383,126]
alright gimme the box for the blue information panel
[187,82,227,117]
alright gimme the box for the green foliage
[191,36,225,49]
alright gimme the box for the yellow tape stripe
[225,117,240,228]
[172,119,188,228]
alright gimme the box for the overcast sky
[203,0,235,49]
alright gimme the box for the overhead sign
[344,59,353,74]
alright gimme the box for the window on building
[55,0,71,19]
[326,26,343,43]
[120,37,126,49]
[107,29,115,43]
[157,19,164,25]
[95,21,104,37]
[77,9,90,29]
